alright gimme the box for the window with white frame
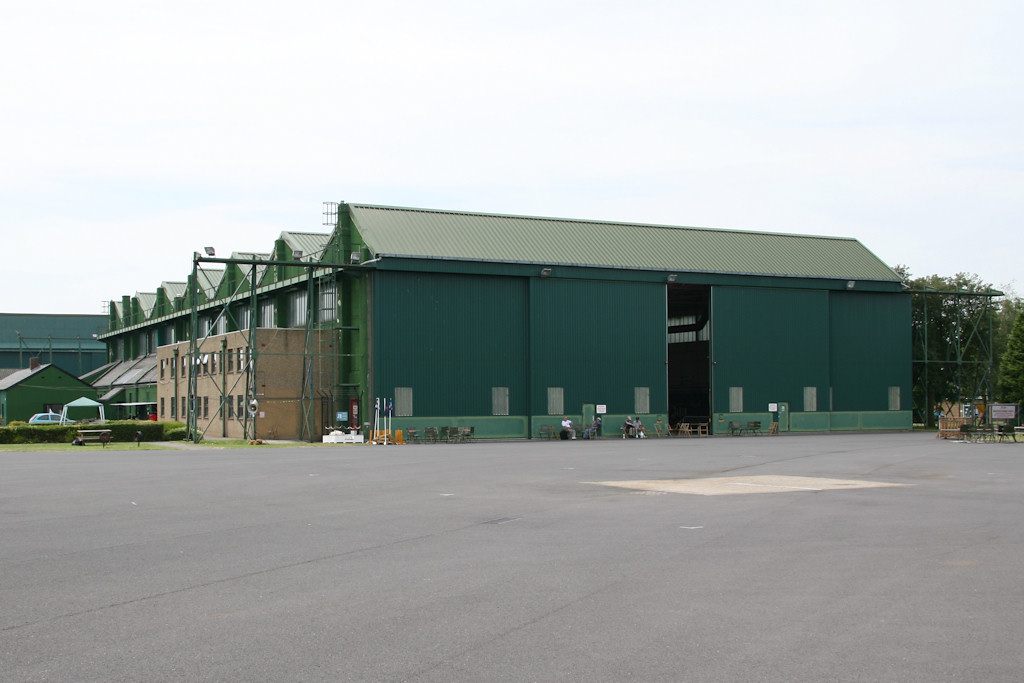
[634,387,650,415]
[395,387,413,416]
[888,386,901,411]
[804,386,818,412]
[729,387,744,413]
[288,290,307,327]
[547,387,564,415]
[492,387,509,416]
[259,300,275,328]
[319,280,337,322]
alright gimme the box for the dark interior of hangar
[667,284,710,426]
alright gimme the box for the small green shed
[0,362,97,425]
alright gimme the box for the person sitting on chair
[632,417,645,438]
[561,417,576,440]
[622,417,635,438]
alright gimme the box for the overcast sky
[2,0,1021,315]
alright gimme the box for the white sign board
[596,405,607,414]
[768,403,778,412]
[991,404,1018,420]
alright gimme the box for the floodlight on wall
[846,280,856,289]
[204,246,215,256]
[292,250,303,259]
[540,267,552,278]
[667,274,678,283]
[350,251,361,264]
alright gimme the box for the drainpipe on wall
[221,337,228,438]
[173,347,179,425]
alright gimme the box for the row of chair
[728,421,763,436]
[959,423,1018,443]
[404,426,475,443]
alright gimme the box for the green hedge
[0,421,187,445]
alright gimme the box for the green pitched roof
[280,232,330,261]
[348,204,898,282]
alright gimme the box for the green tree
[997,310,1024,404]
[992,293,1023,398]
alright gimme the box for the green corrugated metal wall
[829,291,911,410]
[711,286,911,427]
[373,271,529,417]
[529,278,666,418]
[711,287,830,414]
[372,273,667,435]
[371,273,908,436]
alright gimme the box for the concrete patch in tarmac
[592,474,907,495]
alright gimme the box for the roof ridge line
[348,203,858,242]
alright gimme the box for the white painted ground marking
[680,526,704,530]
[440,493,455,497]
[590,475,905,496]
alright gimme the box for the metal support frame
[186,254,363,444]
[14,331,97,375]
[912,288,1000,424]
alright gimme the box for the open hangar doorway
[667,283,710,427]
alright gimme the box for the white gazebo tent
[61,397,106,425]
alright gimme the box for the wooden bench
[76,429,112,447]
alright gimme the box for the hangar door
[667,284,710,426]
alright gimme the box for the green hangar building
[101,202,911,440]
